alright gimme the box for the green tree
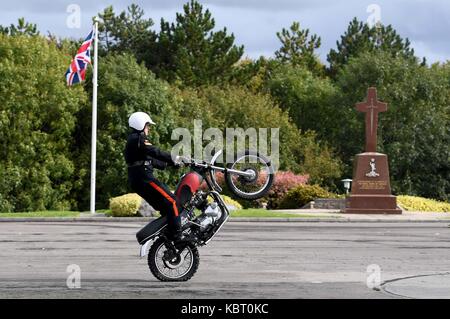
[336,51,449,200]
[267,64,341,140]
[0,35,87,212]
[228,57,282,94]
[156,0,244,86]
[97,5,115,52]
[0,18,39,36]
[97,4,157,62]
[327,18,417,77]
[275,21,323,75]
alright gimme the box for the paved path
[0,221,449,298]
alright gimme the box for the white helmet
[128,112,156,131]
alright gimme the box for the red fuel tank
[175,171,204,206]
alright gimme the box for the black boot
[169,231,195,247]
[166,229,179,240]
[168,230,183,242]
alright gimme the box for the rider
[124,112,188,242]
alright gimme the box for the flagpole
[90,19,99,214]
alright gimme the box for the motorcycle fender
[139,240,153,258]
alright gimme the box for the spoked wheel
[225,150,275,200]
[148,238,199,282]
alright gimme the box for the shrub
[397,196,450,213]
[203,170,309,209]
[264,171,309,209]
[278,184,338,209]
[109,193,142,217]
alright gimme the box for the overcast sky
[1,0,449,64]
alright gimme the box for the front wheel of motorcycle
[148,238,199,282]
[225,150,275,200]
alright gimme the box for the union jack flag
[65,28,94,86]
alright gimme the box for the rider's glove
[174,155,191,167]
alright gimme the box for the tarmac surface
[0,220,449,299]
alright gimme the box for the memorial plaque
[343,88,402,214]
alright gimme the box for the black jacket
[124,131,175,176]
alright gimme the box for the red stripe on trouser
[149,182,179,217]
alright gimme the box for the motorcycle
[136,149,275,282]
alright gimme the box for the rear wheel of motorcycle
[148,237,199,282]
[225,150,275,200]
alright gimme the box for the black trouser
[128,167,181,236]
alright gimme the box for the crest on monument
[365,158,380,178]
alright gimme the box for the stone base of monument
[343,195,402,214]
[342,152,402,215]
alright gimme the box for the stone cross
[355,87,387,153]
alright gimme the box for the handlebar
[184,158,255,178]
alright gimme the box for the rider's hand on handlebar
[174,155,191,167]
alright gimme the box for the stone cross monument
[343,87,402,214]
[355,88,387,153]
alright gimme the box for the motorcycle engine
[198,202,222,230]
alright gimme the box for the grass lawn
[0,211,80,218]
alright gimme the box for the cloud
[203,0,328,12]
[0,0,448,63]
[411,41,450,64]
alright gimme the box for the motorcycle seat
[136,215,168,244]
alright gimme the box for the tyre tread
[148,238,200,282]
